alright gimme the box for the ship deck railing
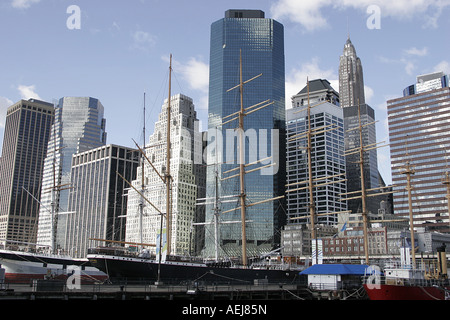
[361,275,449,288]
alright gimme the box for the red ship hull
[364,284,449,300]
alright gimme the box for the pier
[0,280,314,300]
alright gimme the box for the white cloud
[0,97,13,129]
[404,47,428,56]
[285,58,338,107]
[11,0,40,9]
[433,60,450,75]
[131,30,156,51]
[17,84,41,100]
[177,57,209,112]
[177,57,209,93]
[286,58,375,108]
[271,0,450,31]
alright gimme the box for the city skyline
[1,0,450,187]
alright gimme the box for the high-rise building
[388,71,450,233]
[204,9,286,258]
[0,99,54,244]
[37,97,106,250]
[339,37,383,215]
[64,144,140,258]
[125,94,205,256]
[286,79,346,226]
[339,36,365,109]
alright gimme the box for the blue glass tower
[204,10,286,259]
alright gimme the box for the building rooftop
[225,9,265,19]
[296,79,337,96]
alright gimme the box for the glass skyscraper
[0,99,54,244]
[204,10,286,259]
[37,97,106,251]
[388,71,450,233]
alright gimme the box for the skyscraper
[0,99,54,244]
[339,37,365,108]
[125,94,205,256]
[204,9,286,259]
[338,37,382,215]
[286,79,346,226]
[37,97,106,251]
[388,71,450,233]
[64,144,140,258]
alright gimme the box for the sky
[0,0,449,185]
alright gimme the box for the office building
[286,79,346,226]
[0,99,54,244]
[388,71,450,233]
[37,97,107,250]
[64,144,140,258]
[125,94,205,256]
[339,37,383,215]
[204,9,286,258]
[339,36,365,108]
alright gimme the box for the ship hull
[363,284,449,300]
[87,253,300,284]
[0,249,108,284]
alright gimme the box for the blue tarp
[299,264,371,275]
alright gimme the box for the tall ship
[87,54,301,284]
[0,241,107,284]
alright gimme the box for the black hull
[87,254,301,284]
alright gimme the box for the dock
[0,280,314,300]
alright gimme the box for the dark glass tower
[204,10,286,259]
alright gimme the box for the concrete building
[0,99,54,244]
[339,37,385,215]
[387,71,450,233]
[125,94,205,256]
[286,79,346,226]
[64,144,140,258]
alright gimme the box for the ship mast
[237,51,248,267]
[165,54,173,255]
[341,101,393,265]
[357,104,370,265]
[221,49,280,267]
[443,171,450,232]
[305,80,317,257]
[402,159,416,268]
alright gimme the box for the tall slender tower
[37,97,106,251]
[0,99,54,244]
[339,37,383,216]
[204,10,286,259]
[339,37,365,108]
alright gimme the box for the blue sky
[1,0,449,185]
